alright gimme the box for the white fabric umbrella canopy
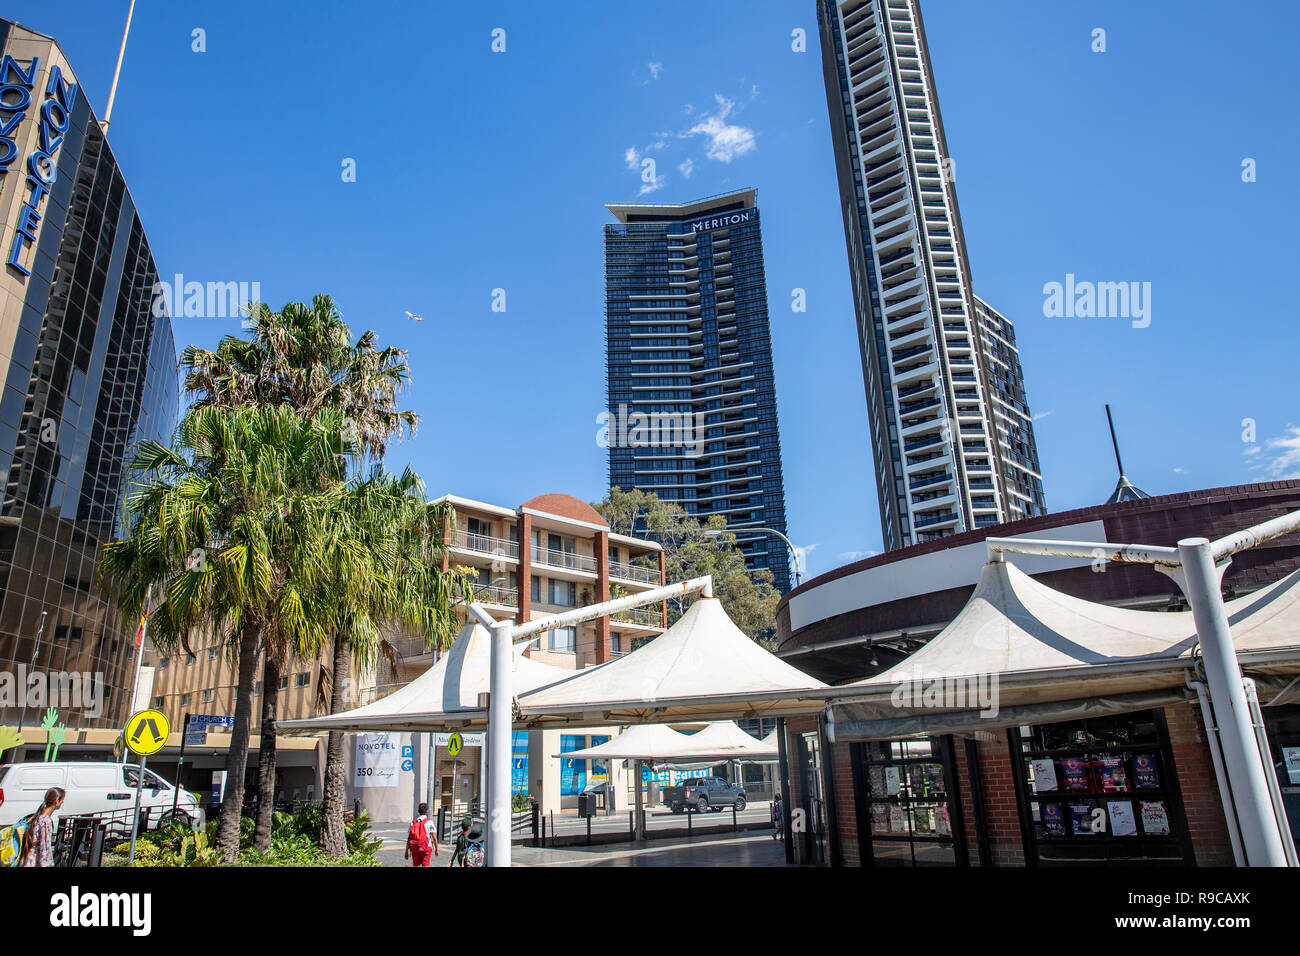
[828,561,1300,720]
[516,597,829,727]
[556,720,778,763]
[278,620,576,734]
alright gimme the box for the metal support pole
[486,619,512,866]
[172,712,190,817]
[1179,538,1288,866]
[127,755,147,866]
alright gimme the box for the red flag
[135,607,149,647]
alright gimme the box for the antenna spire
[1103,404,1151,504]
[100,0,137,135]
[1105,403,1125,478]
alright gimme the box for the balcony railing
[454,531,518,559]
[531,547,598,573]
[475,585,518,608]
[609,560,659,585]
[611,606,666,628]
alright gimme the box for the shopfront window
[1010,710,1193,865]
[855,736,963,866]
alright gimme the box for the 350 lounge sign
[0,53,79,276]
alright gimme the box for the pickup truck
[663,776,746,813]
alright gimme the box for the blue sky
[9,0,1298,580]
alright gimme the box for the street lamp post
[705,527,802,587]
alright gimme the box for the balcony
[611,606,666,628]
[531,547,598,574]
[913,511,959,529]
[454,531,518,559]
[475,585,518,608]
[609,560,660,585]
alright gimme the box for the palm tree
[315,470,469,856]
[99,405,348,861]
[180,295,421,851]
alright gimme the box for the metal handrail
[532,546,597,573]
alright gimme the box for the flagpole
[126,583,152,727]
[100,0,136,134]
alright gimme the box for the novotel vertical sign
[0,54,79,276]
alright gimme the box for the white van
[0,762,204,834]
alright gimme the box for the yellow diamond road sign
[447,732,463,758]
[124,709,170,757]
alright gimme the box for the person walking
[771,791,784,842]
[448,816,472,867]
[404,802,439,867]
[20,787,65,867]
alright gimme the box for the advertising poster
[354,732,399,788]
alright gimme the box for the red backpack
[406,816,431,852]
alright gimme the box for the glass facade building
[0,20,178,728]
[604,190,791,593]
[818,0,1046,550]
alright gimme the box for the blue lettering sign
[7,64,78,276]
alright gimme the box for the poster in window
[1031,758,1059,792]
[1042,802,1065,836]
[1283,747,1300,785]
[889,806,908,833]
[935,804,951,837]
[1131,753,1161,789]
[1107,800,1137,836]
[868,766,884,796]
[872,804,890,834]
[1140,800,1171,836]
[1060,757,1090,791]
[1069,800,1098,835]
[1095,756,1130,792]
[884,766,901,796]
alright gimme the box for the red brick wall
[973,734,1026,865]
[1164,701,1236,866]
[829,741,859,866]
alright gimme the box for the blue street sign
[184,733,207,746]
[187,715,234,728]
[401,758,414,772]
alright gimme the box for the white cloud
[685,94,756,163]
[624,146,641,170]
[1173,467,1185,474]
[648,62,663,81]
[678,158,694,179]
[1248,425,1300,479]
[838,549,878,562]
[1033,410,1054,422]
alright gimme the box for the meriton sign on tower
[0,53,80,276]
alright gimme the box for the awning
[278,620,576,734]
[554,720,778,764]
[826,562,1300,738]
[516,597,830,728]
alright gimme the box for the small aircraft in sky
[404,311,423,322]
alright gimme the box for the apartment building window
[531,576,540,603]
[609,545,620,564]
[208,647,219,660]
[180,693,191,706]
[611,634,622,654]
[202,689,215,703]
[153,696,165,708]
[549,579,577,607]
[278,677,289,691]
[185,653,196,666]
[158,658,169,670]
[549,627,577,653]
[295,673,310,688]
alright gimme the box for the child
[404,802,439,867]
[20,787,65,868]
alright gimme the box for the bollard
[628,810,634,840]
[732,804,738,832]
[687,805,693,836]
[531,803,540,847]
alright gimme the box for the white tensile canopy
[516,597,829,727]
[277,621,576,734]
[827,561,1300,738]
[554,720,779,764]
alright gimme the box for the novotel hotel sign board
[0,53,79,277]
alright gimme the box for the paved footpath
[373,824,788,868]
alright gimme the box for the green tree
[180,295,424,852]
[592,487,781,644]
[315,470,469,857]
[98,405,349,862]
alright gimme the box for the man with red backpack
[404,802,439,867]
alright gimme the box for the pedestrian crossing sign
[124,709,170,757]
